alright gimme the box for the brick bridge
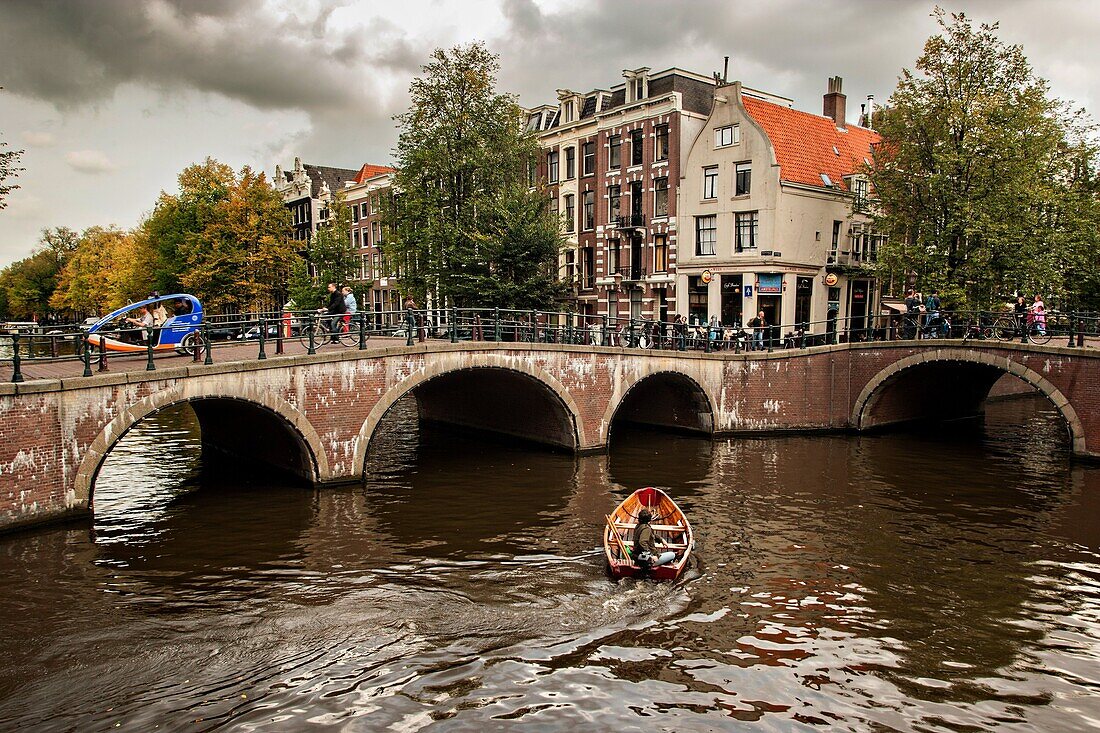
[1,340,1096,532]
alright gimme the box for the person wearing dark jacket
[322,283,346,342]
[632,509,676,569]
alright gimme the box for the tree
[139,159,293,312]
[0,228,78,319]
[866,8,1099,309]
[0,88,23,210]
[385,42,562,309]
[51,227,153,315]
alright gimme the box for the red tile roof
[742,96,879,190]
[354,163,396,184]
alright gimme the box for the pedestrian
[903,289,920,339]
[403,295,423,342]
[924,289,943,337]
[747,310,767,351]
[1013,294,1028,335]
[1029,294,1047,335]
[675,314,687,351]
[341,286,357,334]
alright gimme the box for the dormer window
[563,100,575,123]
[623,67,651,103]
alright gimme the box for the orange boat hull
[604,487,693,580]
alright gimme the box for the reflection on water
[0,395,1097,731]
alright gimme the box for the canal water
[0,394,1097,732]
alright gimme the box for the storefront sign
[757,273,782,294]
[701,269,713,284]
[824,272,838,287]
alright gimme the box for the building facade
[529,67,716,324]
[677,76,882,337]
[273,157,361,248]
[338,165,399,323]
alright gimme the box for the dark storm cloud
[495,0,1098,118]
[0,0,417,115]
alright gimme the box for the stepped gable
[742,96,880,191]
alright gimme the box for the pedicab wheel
[176,332,199,356]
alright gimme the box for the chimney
[823,76,846,129]
[865,94,875,128]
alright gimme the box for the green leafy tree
[385,42,562,309]
[867,8,1099,309]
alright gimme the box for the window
[352,204,360,223]
[565,249,576,284]
[563,194,575,233]
[829,220,841,263]
[582,141,595,176]
[630,181,643,217]
[582,190,595,231]
[630,129,644,166]
[703,166,718,199]
[363,253,372,281]
[582,247,595,288]
[736,211,758,251]
[634,78,645,101]
[655,124,669,161]
[361,203,370,219]
[548,151,559,183]
[653,234,668,272]
[565,147,576,179]
[715,124,739,148]
[371,195,380,214]
[608,184,621,222]
[353,228,361,248]
[696,215,717,256]
[795,276,813,326]
[653,177,668,217]
[852,177,869,210]
[609,135,622,169]
[550,194,559,224]
[363,224,371,246]
[609,238,620,274]
[735,162,752,196]
[373,221,381,244]
[688,276,708,323]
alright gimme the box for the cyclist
[320,283,347,343]
[923,289,947,337]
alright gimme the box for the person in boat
[633,509,676,569]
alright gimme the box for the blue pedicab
[85,294,204,354]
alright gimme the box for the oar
[606,514,631,563]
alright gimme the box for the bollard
[405,311,414,347]
[358,312,367,349]
[10,334,23,383]
[50,335,59,359]
[601,315,608,347]
[1067,313,1075,348]
[450,307,458,343]
[203,324,213,365]
[193,331,202,363]
[145,328,156,371]
[275,322,284,355]
[308,313,318,354]
[258,318,267,359]
[494,307,501,342]
[704,325,712,353]
[628,319,636,349]
[98,335,108,372]
[82,338,93,377]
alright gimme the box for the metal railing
[1,307,1096,383]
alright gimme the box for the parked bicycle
[990,313,1051,345]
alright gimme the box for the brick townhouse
[530,68,883,337]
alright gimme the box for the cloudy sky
[0,0,1097,266]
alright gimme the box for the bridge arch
[74,386,329,509]
[602,368,716,442]
[852,348,1086,453]
[352,354,585,472]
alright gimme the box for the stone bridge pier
[0,341,1096,532]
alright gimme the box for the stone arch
[601,368,717,443]
[852,348,1085,453]
[73,385,329,508]
[351,353,586,474]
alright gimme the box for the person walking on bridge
[322,283,347,343]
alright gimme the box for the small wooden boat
[604,487,694,580]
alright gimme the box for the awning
[880,300,907,314]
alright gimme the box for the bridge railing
[2,307,1097,383]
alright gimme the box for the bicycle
[298,313,358,349]
[991,314,1050,345]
